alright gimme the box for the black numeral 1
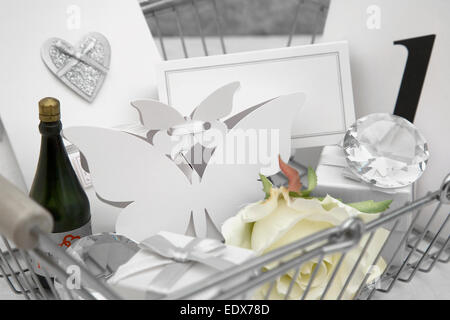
[393,34,435,122]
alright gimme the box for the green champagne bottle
[29,97,92,286]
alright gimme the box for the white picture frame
[157,41,355,149]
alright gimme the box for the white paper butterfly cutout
[64,87,305,242]
[132,82,240,160]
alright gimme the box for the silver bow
[139,234,235,298]
[54,38,109,76]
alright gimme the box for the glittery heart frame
[41,32,111,102]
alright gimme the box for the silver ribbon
[139,235,235,298]
[54,38,109,76]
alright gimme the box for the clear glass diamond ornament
[343,113,429,188]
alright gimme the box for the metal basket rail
[140,0,330,60]
[0,173,448,300]
[141,0,226,59]
[0,231,120,300]
[165,175,450,300]
[134,0,449,299]
[0,0,448,301]
[0,174,120,300]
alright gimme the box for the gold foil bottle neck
[39,97,60,122]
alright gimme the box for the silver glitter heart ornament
[41,32,111,102]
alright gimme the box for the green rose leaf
[347,200,393,213]
[289,191,302,198]
[287,167,318,198]
[259,174,272,199]
[301,167,317,197]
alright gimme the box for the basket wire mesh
[0,0,448,300]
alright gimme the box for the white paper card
[156,42,356,149]
[0,0,161,189]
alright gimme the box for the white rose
[222,187,388,300]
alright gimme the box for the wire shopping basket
[140,0,329,60]
[0,0,448,300]
[0,170,449,300]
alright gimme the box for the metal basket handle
[0,175,53,249]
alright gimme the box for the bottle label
[29,220,92,277]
